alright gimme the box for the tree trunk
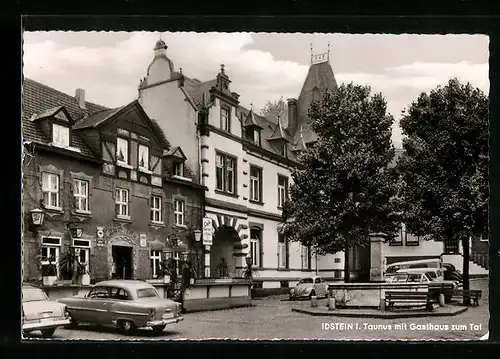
[462,235,470,305]
[344,246,350,283]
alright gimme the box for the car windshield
[22,288,48,302]
[299,278,314,284]
[426,272,437,280]
[136,288,159,298]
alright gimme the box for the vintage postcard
[21,31,489,340]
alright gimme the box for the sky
[22,32,490,148]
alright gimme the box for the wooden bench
[452,289,482,306]
[385,291,433,311]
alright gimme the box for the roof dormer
[164,146,192,182]
[242,107,263,146]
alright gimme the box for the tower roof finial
[310,43,313,65]
[221,64,225,74]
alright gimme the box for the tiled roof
[183,77,217,108]
[242,109,262,128]
[22,78,109,158]
[73,107,122,129]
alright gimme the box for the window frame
[52,123,70,148]
[278,233,289,269]
[42,172,60,210]
[73,179,90,213]
[215,151,237,195]
[138,144,150,171]
[250,228,262,268]
[277,175,288,209]
[115,187,130,219]
[220,107,231,132]
[174,199,185,227]
[173,162,184,177]
[41,237,62,278]
[389,224,404,246]
[301,245,312,270]
[249,165,262,203]
[150,195,163,224]
[116,137,130,165]
[150,250,162,279]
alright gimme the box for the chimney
[75,88,86,109]
[287,98,298,134]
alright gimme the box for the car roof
[397,268,440,273]
[388,258,441,267]
[95,280,153,290]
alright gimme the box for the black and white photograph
[21,31,489,341]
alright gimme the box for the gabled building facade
[22,79,204,286]
[138,41,344,288]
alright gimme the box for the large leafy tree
[281,83,400,282]
[397,78,488,303]
[260,99,287,123]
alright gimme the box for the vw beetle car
[289,276,329,300]
[22,284,71,338]
[58,280,184,335]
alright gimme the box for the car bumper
[23,318,71,331]
[146,316,184,327]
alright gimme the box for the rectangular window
[41,237,61,277]
[116,137,129,164]
[249,166,262,202]
[150,195,162,223]
[220,107,230,132]
[280,142,287,157]
[42,172,60,209]
[115,188,129,217]
[215,152,237,194]
[174,162,184,177]
[405,232,420,246]
[254,129,261,146]
[278,234,289,269]
[138,144,149,170]
[73,179,89,212]
[250,229,261,267]
[174,199,185,226]
[52,124,70,147]
[150,250,162,278]
[390,224,404,246]
[277,175,288,208]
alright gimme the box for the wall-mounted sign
[140,233,147,247]
[202,217,213,246]
[96,226,105,247]
[71,228,83,238]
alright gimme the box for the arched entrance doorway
[211,226,240,278]
[107,236,136,280]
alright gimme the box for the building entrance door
[112,245,133,279]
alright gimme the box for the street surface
[24,278,488,341]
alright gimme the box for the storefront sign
[96,226,105,247]
[140,233,147,247]
[202,217,213,246]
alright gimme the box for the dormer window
[52,124,70,148]
[116,137,129,164]
[174,162,184,177]
[138,144,149,171]
[280,142,287,157]
[220,107,230,132]
[254,129,261,146]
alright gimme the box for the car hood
[23,300,64,319]
[293,283,314,295]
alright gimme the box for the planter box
[81,274,90,286]
[42,276,57,286]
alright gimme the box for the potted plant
[58,250,80,284]
[78,261,91,285]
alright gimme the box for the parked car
[386,258,443,274]
[289,276,329,300]
[58,280,184,335]
[443,263,463,282]
[386,269,458,303]
[22,284,71,338]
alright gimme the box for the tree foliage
[397,78,488,300]
[397,78,488,239]
[281,83,400,258]
[260,99,287,123]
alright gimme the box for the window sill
[215,189,239,199]
[138,167,152,174]
[117,162,133,169]
[389,242,403,246]
[150,221,165,227]
[174,224,188,229]
[172,175,193,182]
[277,206,283,211]
[277,268,291,272]
[249,199,264,206]
[72,211,92,218]
[44,206,64,214]
[114,216,132,223]
[405,242,420,246]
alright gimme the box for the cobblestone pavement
[24,278,489,341]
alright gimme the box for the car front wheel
[152,325,166,334]
[41,328,56,338]
[119,320,136,335]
